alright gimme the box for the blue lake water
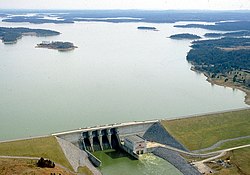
[0,20,248,140]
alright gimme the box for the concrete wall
[121,144,139,159]
[56,137,102,175]
[85,150,102,167]
[153,147,201,175]
[118,122,155,140]
[55,132,82,146]
[53,120,158,149]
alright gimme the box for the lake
[0,20,248,140]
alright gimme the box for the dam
[53,120,201,175]
[52,120,159,158]
[53,120,158,157]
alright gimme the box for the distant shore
[3,40,17,44]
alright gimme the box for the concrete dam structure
[53,120,158,154]
[53,120,202,175]
[80,127,120,152]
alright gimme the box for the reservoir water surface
[0,21,248,140]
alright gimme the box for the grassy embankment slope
[161,109,250,175]
[0,136,94,175]
[161,109,250,151]
[0,136,72,170]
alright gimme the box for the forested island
[2,16,74,24]
[169,33,201,40]
[204,31,250,38]
[175,21,250,31]
[187,37,250,104]
[0,27,60,44]
[36,41,77,51]
[137,26,157,30]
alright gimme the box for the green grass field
[229,147,250,175]
[0,136,73,171]
[78,166,94,175]
[161,109,250,151]
[207,137,250,152]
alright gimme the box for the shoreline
[207,77,250,105]
[1,108,250,142]
[35,45,77,51]
[191,67,250,106]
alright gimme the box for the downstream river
[93,150,182,175]
[0,21,247,140]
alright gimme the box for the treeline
[37,41,77,50]
[137,26,157,30]
[187,37,250,74]
[50,42,75,49]
[0,27,60,43]
[0,13,6,17]
[204,31,250,38]
[191,37,250,49]
[169,33,201,39]
[31,11,250,23]
[3,16,74,24]
[175,21,250,31]
[1,32,22,43]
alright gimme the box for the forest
[175,21,250,31]
[36,41,77,51]
[204,30,250,38]
[169,33,201,39]
[187,37,250,74]
[0,27,60,43]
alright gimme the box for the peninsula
[36,41,77,51]
[169,33,201,40]
[204,31,250,38]
[172,19,250,105]
[174,21,250,31]
[0,27,60,44]
[187,37,250,104]
[2,15,74,24]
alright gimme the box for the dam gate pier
[53,120,159,163]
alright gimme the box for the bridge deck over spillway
[52,119,159,153]
[52,119,159,136]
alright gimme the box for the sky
[0,0,250,10]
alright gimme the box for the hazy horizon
[0,0,249,10]
[1,9,250,12]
